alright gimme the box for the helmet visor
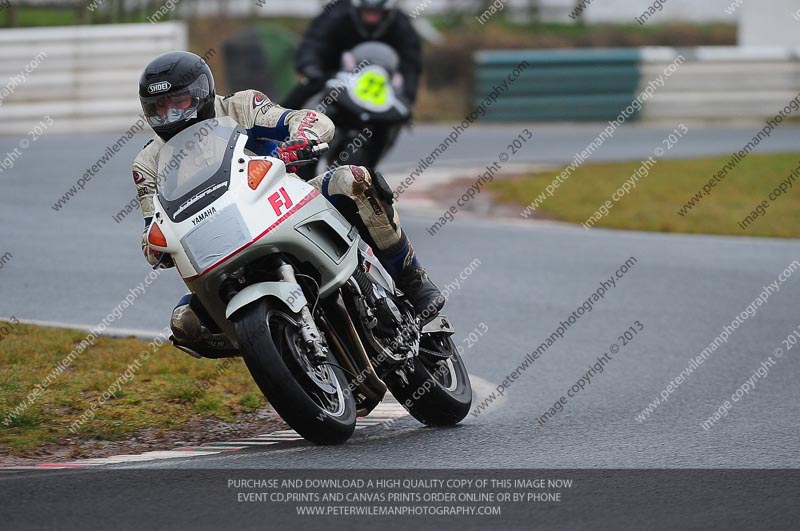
[142,75,210,128]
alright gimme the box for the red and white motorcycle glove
[277,138,314,174]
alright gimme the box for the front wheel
[388,334,473,426]
[234,300,356,445]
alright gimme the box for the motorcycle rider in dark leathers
[283,0,421,177]
[283,0,422,110]
[133,51,442,358]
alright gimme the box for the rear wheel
[234,300,356,445]
[388,334,472,426]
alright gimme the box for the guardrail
[640,46,800,120]
[474,46,800,122]
[474,48,641,121]
[0,22,187,134]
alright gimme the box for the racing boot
[170,295,239,359]
[376,236,445,321]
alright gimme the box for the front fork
[276,263,327,361]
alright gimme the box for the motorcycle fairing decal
[268,187,294,216]
[191,206,217,227]
[193,189,321,280]
[174,182,228,217]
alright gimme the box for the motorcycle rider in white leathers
[133,51,443,358]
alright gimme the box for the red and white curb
[6,397,410,470]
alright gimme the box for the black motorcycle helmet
[349,0,398,39]
[139,51,216,141]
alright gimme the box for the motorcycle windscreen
[155,117,246,223]
[346,42,400,77]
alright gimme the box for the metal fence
[0,22,186,134]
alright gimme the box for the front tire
[234,300,356,445]
[388,335,473,426]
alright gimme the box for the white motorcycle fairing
[147,117,360,341]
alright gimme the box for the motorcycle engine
[373,296,403,337]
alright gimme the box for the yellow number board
[353,71,390,107]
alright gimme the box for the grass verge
[0,322,267,459]
[488,152,800,238]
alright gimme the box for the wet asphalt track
[1,123,799,529]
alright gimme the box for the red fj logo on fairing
[268,187,294,216]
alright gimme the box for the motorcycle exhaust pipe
[328,295,388,400]
[319,295,386,416]
[324,320,384,417]
[340,309,388,398]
